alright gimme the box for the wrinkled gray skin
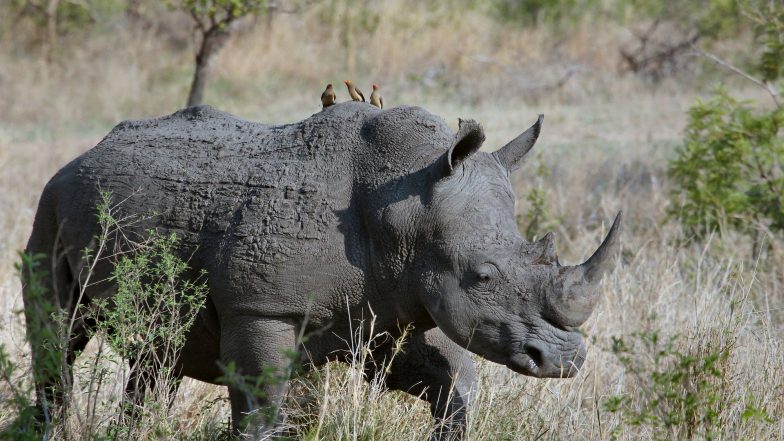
[23,102,620,439]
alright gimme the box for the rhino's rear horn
[580,211,622,284]
[532,232,558,265]
[494,114,543,172]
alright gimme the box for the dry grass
[1,1,783,439]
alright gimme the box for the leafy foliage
[12,0,116,32]
[668,1,784,240]
[90,230,207,363]
[668,90,784,238]
[85,192,208,436]
[0,253,53,440]
[602,329,771,440]
[1,192,209,439]
[0,346,41,441]
[168,0,267,29]
[487,0,599,25]
[750,0,784,83]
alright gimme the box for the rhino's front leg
[220,316,296,439]
[375,328,477,441]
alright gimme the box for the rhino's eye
[474,262,500,285]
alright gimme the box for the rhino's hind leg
[22,205,94,425]
[122,356,182,423]
[28,292,93,423]
[220,316,297,438]
[369,328,477,441]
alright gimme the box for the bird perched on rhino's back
[343,79,365,102]
[369,83,383,109]
[321,84,337,109]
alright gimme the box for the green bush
[668,0,784,241]
[488,0,599,25]
[668,90,784,238]
[91,230,207,364]
[2,192,209,439]
[752,0,784,83]
[603,329,773,440]
[10,0,129,34]
[86,192,208,437]
[0,253,50,440]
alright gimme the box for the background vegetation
[0,0,782,439]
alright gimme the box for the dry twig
[692,45,781,108]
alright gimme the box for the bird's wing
[357,88,365,101]
[379,96,383,108]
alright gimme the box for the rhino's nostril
[524,343,544,368]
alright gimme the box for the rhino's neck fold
[349,106,456,330]
[360,200,434,328]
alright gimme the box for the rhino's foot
[430,420,466,441]
[238,416,286,441]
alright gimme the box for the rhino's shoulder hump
[108,105,267,140]
[364,105,451,139]
[359,105,453,159]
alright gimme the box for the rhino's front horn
[580,211,622,285]
[547,212,622,327]
[494,114,543,172]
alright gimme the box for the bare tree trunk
[187,26,232,107]
[45,0,60,62]
[265,1,277,36]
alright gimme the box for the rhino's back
[52,105,366,270]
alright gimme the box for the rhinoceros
[23,102,620,438]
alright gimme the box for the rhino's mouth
[506,342,584,378]
[506,353,542,376]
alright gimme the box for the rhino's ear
[494,114,543,172]
[444,119,485,175]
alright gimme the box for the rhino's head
[410,116,621,378]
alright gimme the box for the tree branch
[190,10,206,33]
[692,45,781,108]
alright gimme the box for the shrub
[2,191,209,439]
[88,229,208,436]
[487,0,599,25]
[668,0,783,241]
[668,89,784,238]
[0,253,51,440]
[604,329,745,440]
